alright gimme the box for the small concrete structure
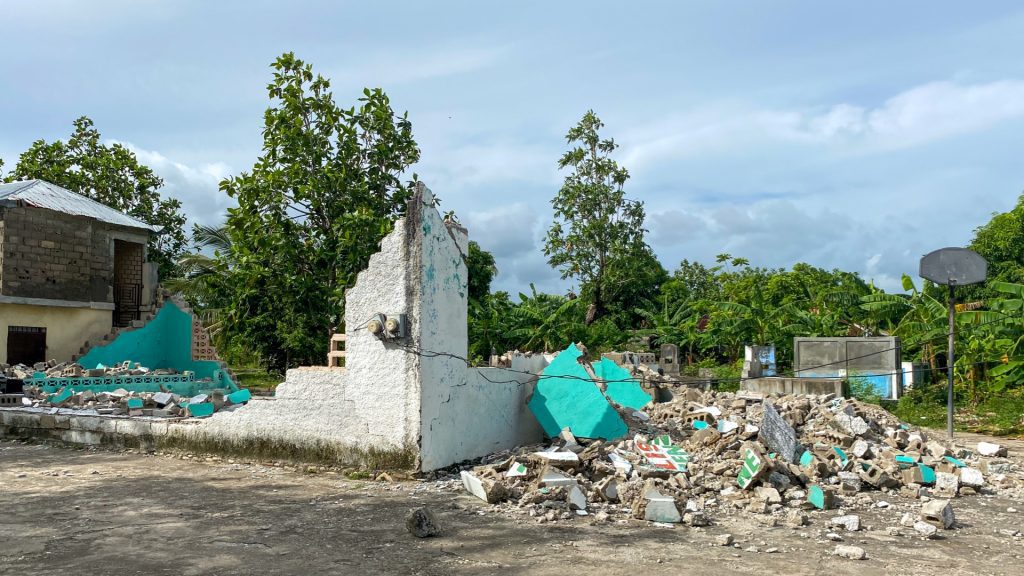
[794,337,903,399]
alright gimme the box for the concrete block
[226,389,251,405]
[959,467,984,489]
[736,447,765,489]
[808,485,836,510]
[920,499,955,529]
[834,545,867,560]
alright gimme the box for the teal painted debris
[50,387,73,405]
[126,398,144,410]
[808,485,834,510]
[227,388,252,405]
[592,358,652,410]
[918,464,936,485]
[895,455,916,468]
[187,402,215,418]
[527,343,651,440]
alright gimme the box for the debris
[913,521,938,538]
[760,402,805,463]
[831,515,861,531]
[977,442,1007,457]
[405,507,441,538]
[460,471,507,504]
[834,545,867,560]
[920,499,956,529]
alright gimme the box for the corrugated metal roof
[0,179,161,233]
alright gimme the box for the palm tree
[163,223,234,333]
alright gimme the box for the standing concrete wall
[153,183,542,471]
[794,336,903,399]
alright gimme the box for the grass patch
[233,370,285,396]
[889,383,1024,437]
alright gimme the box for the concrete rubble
[449,386,1022,532]
[1,360,251,419]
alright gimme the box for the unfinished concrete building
[0,180,160,365]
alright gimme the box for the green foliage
[544,111,651,325]
[466,241,497,303]
[216,52,419,368]
[846,376,883,405]
[7,116,188,277]
[964,192,1024,299]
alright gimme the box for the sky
[2,1,1023,295]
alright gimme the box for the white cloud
[621,78,1024,168]
[110,140,234,230]
[647,198,939,292]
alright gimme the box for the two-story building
[0,179,161,365]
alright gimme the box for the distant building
[0,180,161,365]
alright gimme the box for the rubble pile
[1,360,250,418]
[1,359,180,380]
[457,388,1022,528]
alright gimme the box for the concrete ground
[2,437,1023,576]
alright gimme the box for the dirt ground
[2,434,1023,576]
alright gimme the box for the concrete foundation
[740,377,843,397]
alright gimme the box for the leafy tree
[544,111,649,325]
[8,116,188,277]
[219,52,420,367]
[466,241,497,303]
[964,192,1024,300]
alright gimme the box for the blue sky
[3,1,1023,294]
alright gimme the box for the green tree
[219,52,420,367]
[964,192,1024,300]
[466,241,497,303]
[544,110,649,325]
[8,116,188,277]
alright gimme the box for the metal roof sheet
[0,179,161,233]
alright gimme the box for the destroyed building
[0,180,161,365]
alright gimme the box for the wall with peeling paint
[164,183,543,471]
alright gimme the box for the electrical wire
[349,307,1022,389]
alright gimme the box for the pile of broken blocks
[2,360,250,419]
[458,388,1021,535]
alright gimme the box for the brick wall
[0,206,148,303]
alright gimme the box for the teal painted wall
[78,301,237,391]
[527,343,628,440]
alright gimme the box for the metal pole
[947,283,955,440]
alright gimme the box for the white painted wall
[170,183,543,470]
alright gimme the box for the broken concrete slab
[461,470,508,503]
[759,402,805,463]
[527,344,627,440]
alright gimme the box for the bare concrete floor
[2,438,1023,576]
